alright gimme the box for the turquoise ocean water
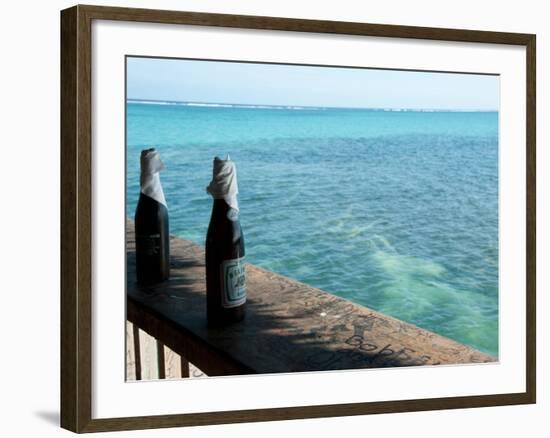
[126,101,499,356]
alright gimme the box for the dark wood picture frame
[60,4,536,433]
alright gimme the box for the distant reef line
[127,98,498,113]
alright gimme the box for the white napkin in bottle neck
[206,155,239,211]
[140,148,167,207]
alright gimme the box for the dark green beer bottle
[134,148,170,285]
[205,156,246,326]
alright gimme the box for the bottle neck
[207,157,239,211]
[211,198,243,225]
[140,171,166,207]
[212,198,231,213]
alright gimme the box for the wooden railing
[126,219,495,381]
[126,321,204,381]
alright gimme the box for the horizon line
[126,97,499,113]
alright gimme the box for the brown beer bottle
[205,156,246,326]
[134,148,170,285]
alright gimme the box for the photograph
[125,56,499,380]
[56,3,537,432]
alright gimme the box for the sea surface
[126,101,499,357]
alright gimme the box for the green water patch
[366,239,498,356]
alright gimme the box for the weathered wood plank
[157,341,166,379]
[125,321,137,380]
[126,321,205,380]
[189,362,205,378]
[180,356,190,378]
[163,344,182,379]
[138,328,159,380]
[132,323,141,380]
[126,219,495,376]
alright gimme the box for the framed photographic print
[60,4,536,433]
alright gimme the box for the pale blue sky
[126,57,499,111]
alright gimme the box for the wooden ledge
[126,220,495,376]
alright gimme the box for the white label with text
[221,257,246,308]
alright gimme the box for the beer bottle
[134,148,170,285]
[206,156,246,326]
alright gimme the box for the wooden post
[156,341,166,379]
[180,357,190,378]
[132,323,142,380]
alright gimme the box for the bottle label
[221,257,246,308]
[136,233,161,256]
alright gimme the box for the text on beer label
[221,257,246,308]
